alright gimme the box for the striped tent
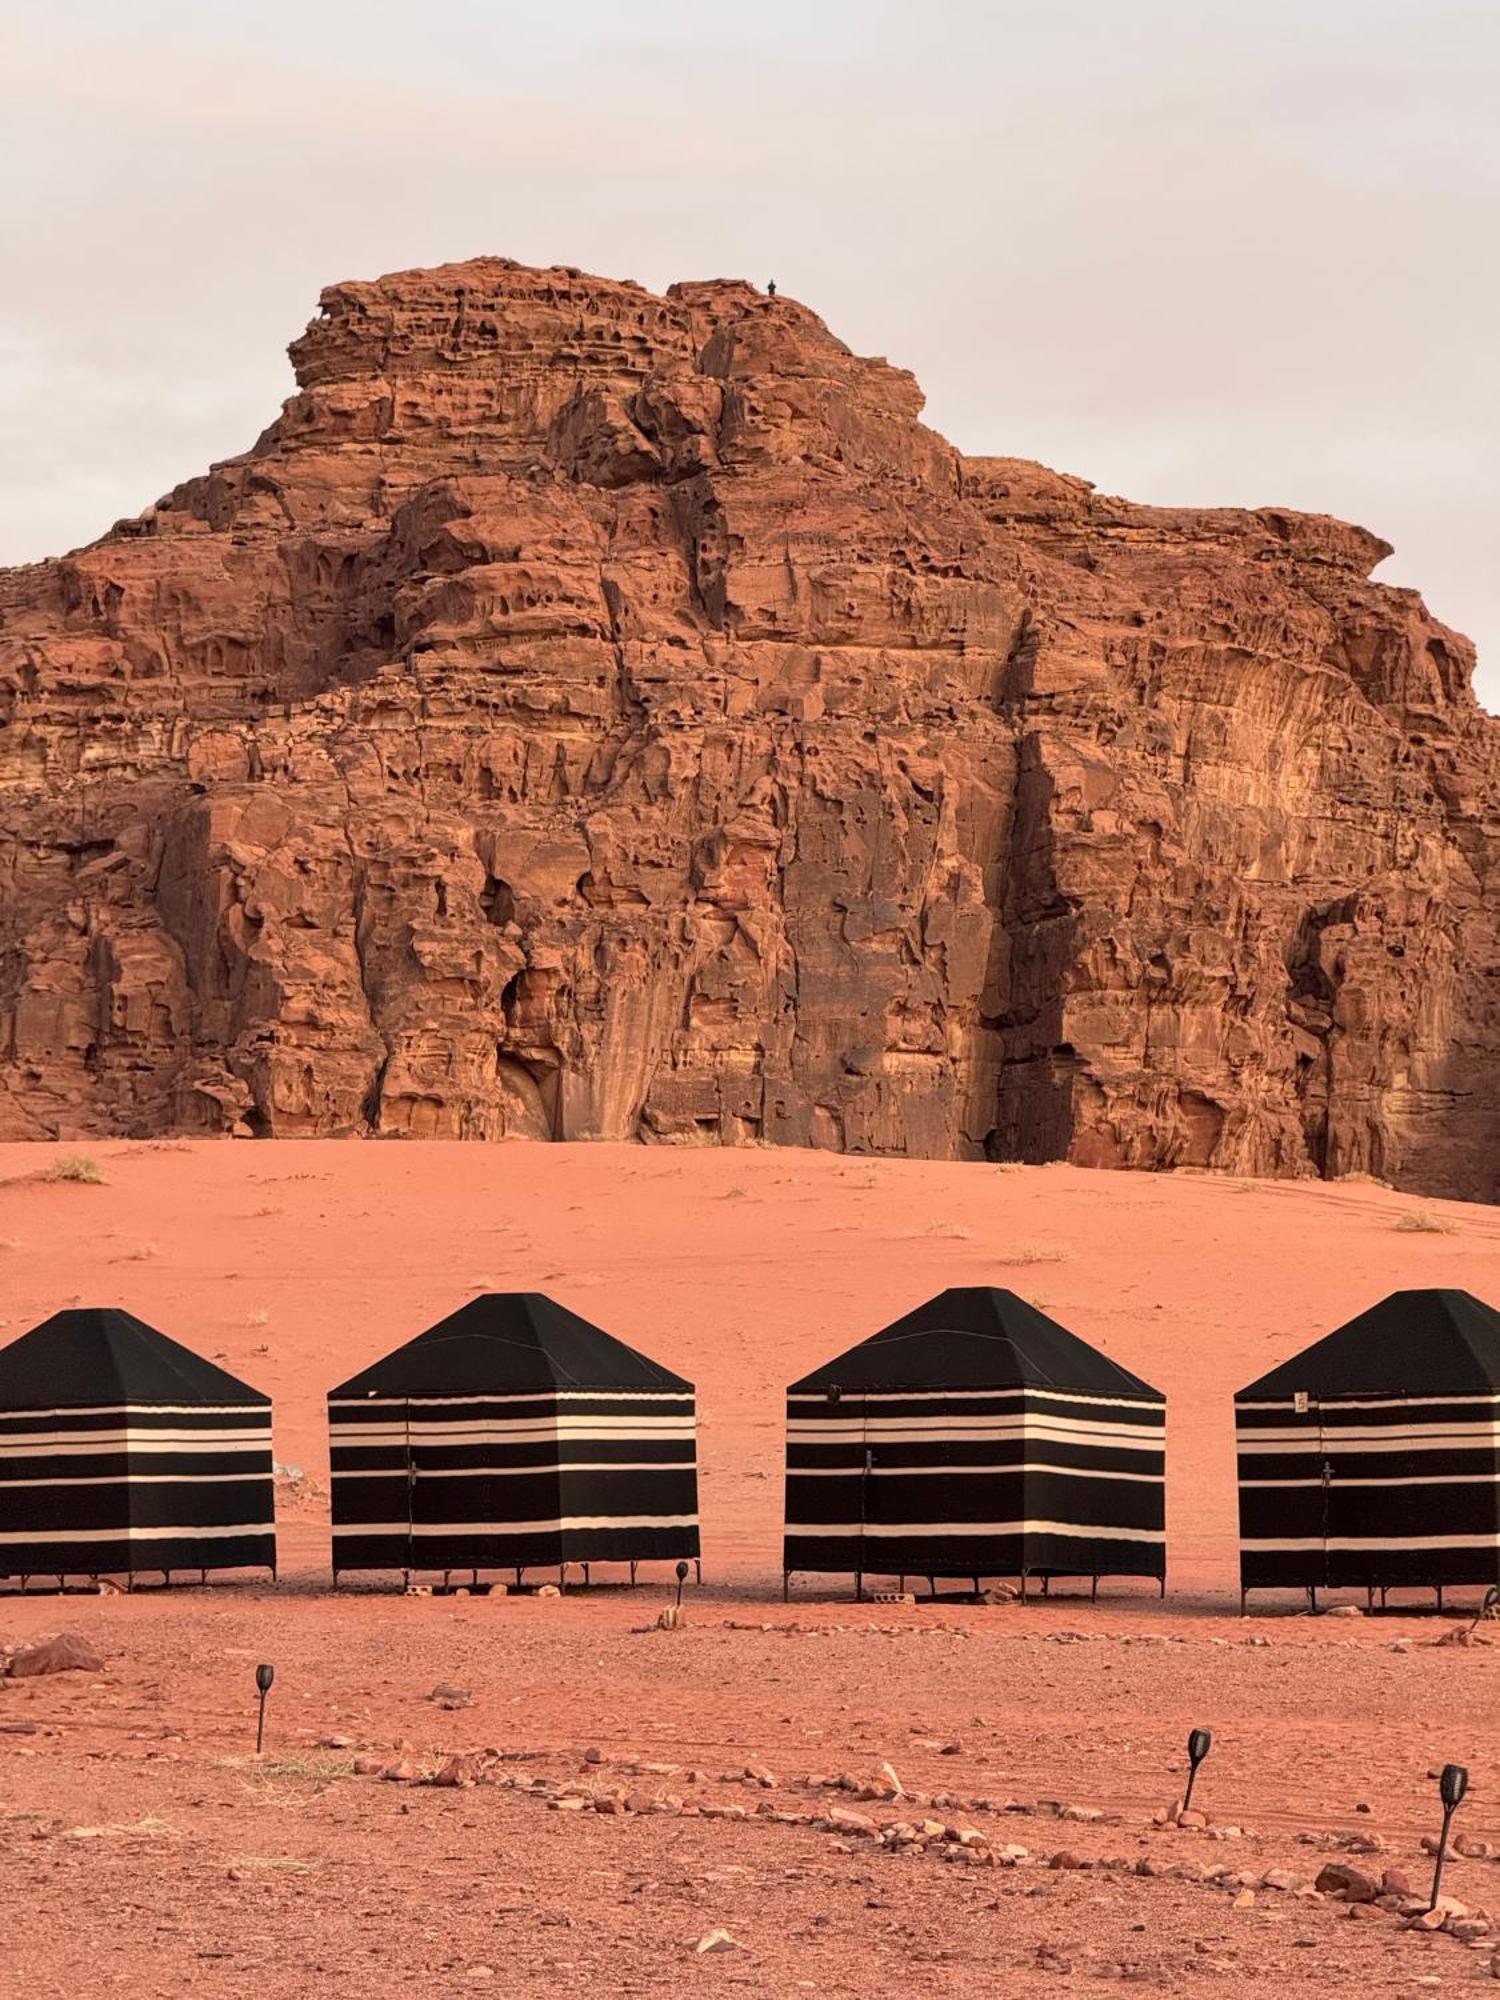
[784,1287,1166,1596]
[0,1308,275,1585]
[328,1293,699,1584]
[1236,1288,1500,1605]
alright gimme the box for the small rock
[694,1930,743,1955]
[1232,1889,1255,1910]
[1315,1862,1379,1904]
[429,1683,472,1710]
[7,1633,104,1678]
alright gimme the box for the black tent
[328,1293,699,1583]
[783,1287,1166,1595]
[1236,1288,1500,1603]
[0,1308,275,1584]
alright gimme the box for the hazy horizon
[5,0,1496,710]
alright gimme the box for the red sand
[3,1143,1500,1995]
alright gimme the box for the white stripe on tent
[788,1418,1159,1447]
[1242,1533,1500,1552]
[786,1389,1161,1411]
[1242,1472,1500,1490]
[0,1521,275,1547]
[333,1462,691,1480]
[784,1520,1164,1543]
[337,1515,699,1536]
[789,1461,1163,1483]
[0,1403,269,1423]
[329,1421,694,1446]
[1237,1394,1500,1413]
[1237,1426,1500,1453]
[0,1472,270,1490]
[0,1432,272,1456]
[329,1392,692,1411]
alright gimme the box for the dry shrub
[1394,1209,1459,1235]
[996,1244,1068,1266]
[39,1156,105,1185]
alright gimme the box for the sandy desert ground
[3,1140,1500,1997]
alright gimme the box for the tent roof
[0,1307,269,1410]
[1238,1288,1500,1400]
[788,1287,1161,1399]
[329,1292,692,1397]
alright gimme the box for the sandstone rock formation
[1,258,1496,1196]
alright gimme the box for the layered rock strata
[1,259,1495,1196]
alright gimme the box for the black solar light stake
[254,1662,275,1754]
[1429,1763,1469,1910]
[1182,1727,1212,1814]
[675,1560,689,1609]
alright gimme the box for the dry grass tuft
[995,1244,1068,1267]
[722,1186,748,1200]
[991,1162,1027,1175]
[39,1155,105,1185]
[245,1308,270,1327]
[924,1221,975,1240]
[1394,1209,1460,1235]
[113,1242,159,1263]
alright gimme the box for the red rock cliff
[1,259,1496,1196]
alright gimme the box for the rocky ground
[2,1140,1499,1993]
[5,1592,1500,1998]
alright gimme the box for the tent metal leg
[1041,1575,1050,1598]
[927,1574,936,1601]
[558,1564,566,1593]
[629,1561,638,1587]
[1020,1570,1028,1602]
[972,1574,981,1598]
[582,1563,591,1588]
[695,1559,702,1585]
[515,1567,523,1591]
[1308,1585,1318,1614]
[1091,1574,1099,1603]
[1437,1584,1445,1613]
[854,1571,863,1603]
[782,1570,790,1602]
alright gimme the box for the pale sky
[4,0,1497,709]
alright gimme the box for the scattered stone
[431,1753,486,1788]
[1232,1889,1256,1910]
[7,1633,104,1678]
[1315,1862,1379,1904]
[429,1683,472,1710]
[694,1931,743,1955]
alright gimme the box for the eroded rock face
[1,258,1495,1195]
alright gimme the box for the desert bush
[1394,1209,1459,1235]
[39,1155,105,1185]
